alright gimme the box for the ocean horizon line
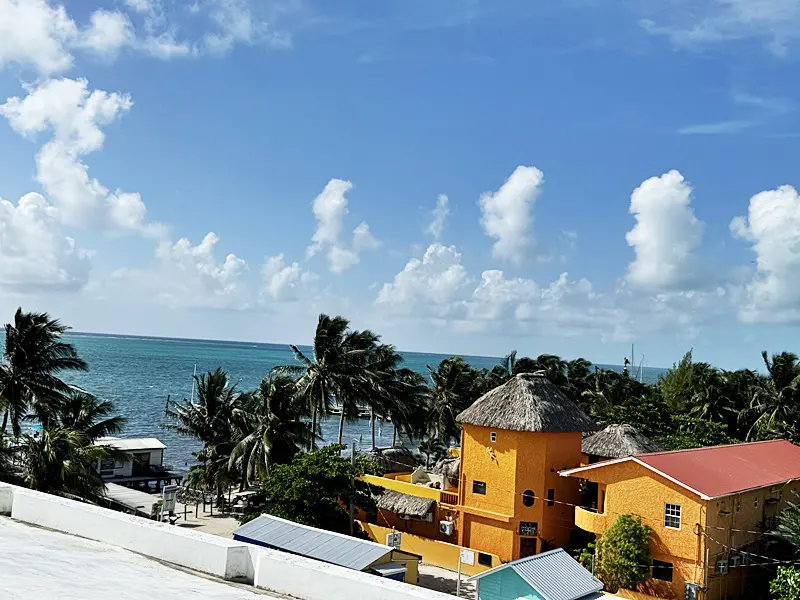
[66,329,666,372]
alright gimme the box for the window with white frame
[490,432,497,443]
[664,503,682,529]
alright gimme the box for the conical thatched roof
[377,490,435,519]
[581,424,663,459]
[456,372,595,433]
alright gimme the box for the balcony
[575,506,608,534]
[361,474,458,504]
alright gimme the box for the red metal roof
[634,440,800,499]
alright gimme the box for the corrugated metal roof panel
[510,549,603,600]
[103,483,159,515]
[635,439,800,499]
[233,514,392,571]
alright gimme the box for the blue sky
[1,0,800,370]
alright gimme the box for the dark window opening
[478,553,492,567]
[473,481,487,495]
[547,489,555,506]
[522,489,535,507]
[653,560,673,582]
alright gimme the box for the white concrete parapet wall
[0,483,452,600]
[2,483,252,582]
[253,546,453,600]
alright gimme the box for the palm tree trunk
[371,409,376,449]
[310,408,317,451]
[0,410,7,436]
[338,409,345,445]
[392,425,397,447]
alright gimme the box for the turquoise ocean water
[61,332,666,473]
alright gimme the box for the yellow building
[362,372,596,568]
[560,440,800,600]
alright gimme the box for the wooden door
[519,537,537,558]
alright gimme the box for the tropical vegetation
[771,566,800,600]
[253,443,380,535]
[593,515,652,593]
[7,306,800,544]
[0,309,123,499]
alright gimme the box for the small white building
[94,437,179,489]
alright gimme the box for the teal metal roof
[470,549,603,600]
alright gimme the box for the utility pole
[349,441,356,536]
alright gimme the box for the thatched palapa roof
[581,424,663,459]
[367,447,417,473]
[456,372,596,433]
[377,490,435,519]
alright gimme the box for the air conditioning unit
[439,520,454,536]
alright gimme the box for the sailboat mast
[190,363,197,404]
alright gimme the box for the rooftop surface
[95,437,166,451]
[562,439,800,499]
[0,518,282,600]
[470,549,603,600]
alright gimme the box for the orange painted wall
[462,513,517,562]
[461,424,518,516]
[542,432,584,547]
[570,461,705,600]
[460,424,584,561]
[569,462,800,600]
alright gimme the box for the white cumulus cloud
[261,254,316,302]
[116,233,249,310]
[0,0,78,75]
[79,10,135,57]
[625,170,706,291]
[307,179,380,274]
[731,185,800,323]
[1,77,162,236]
[0,192,91,292]
[426,194,450,240]
[479,166,544,263]
[376,243,470,316]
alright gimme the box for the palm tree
[426,357,478,443]
[0,309,88,436]
[228,373,310,487]
[280,315,376,448]
[166,368,242,505]
[772,503,800,551]
[381,369,429,448]
[418,437,446,469]
[746,352,800,441]
[57,389,126,442]
[20,427,108,497]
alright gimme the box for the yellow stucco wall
[569,461,705,600]
[361,474,445,501]
[462,513,518,562]
[359,522,501,576]
[570,462,800,600]
[460,425,584,561]
[367,549,420,585]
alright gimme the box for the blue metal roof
[233,514,393,571]
[470,549,603,600]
